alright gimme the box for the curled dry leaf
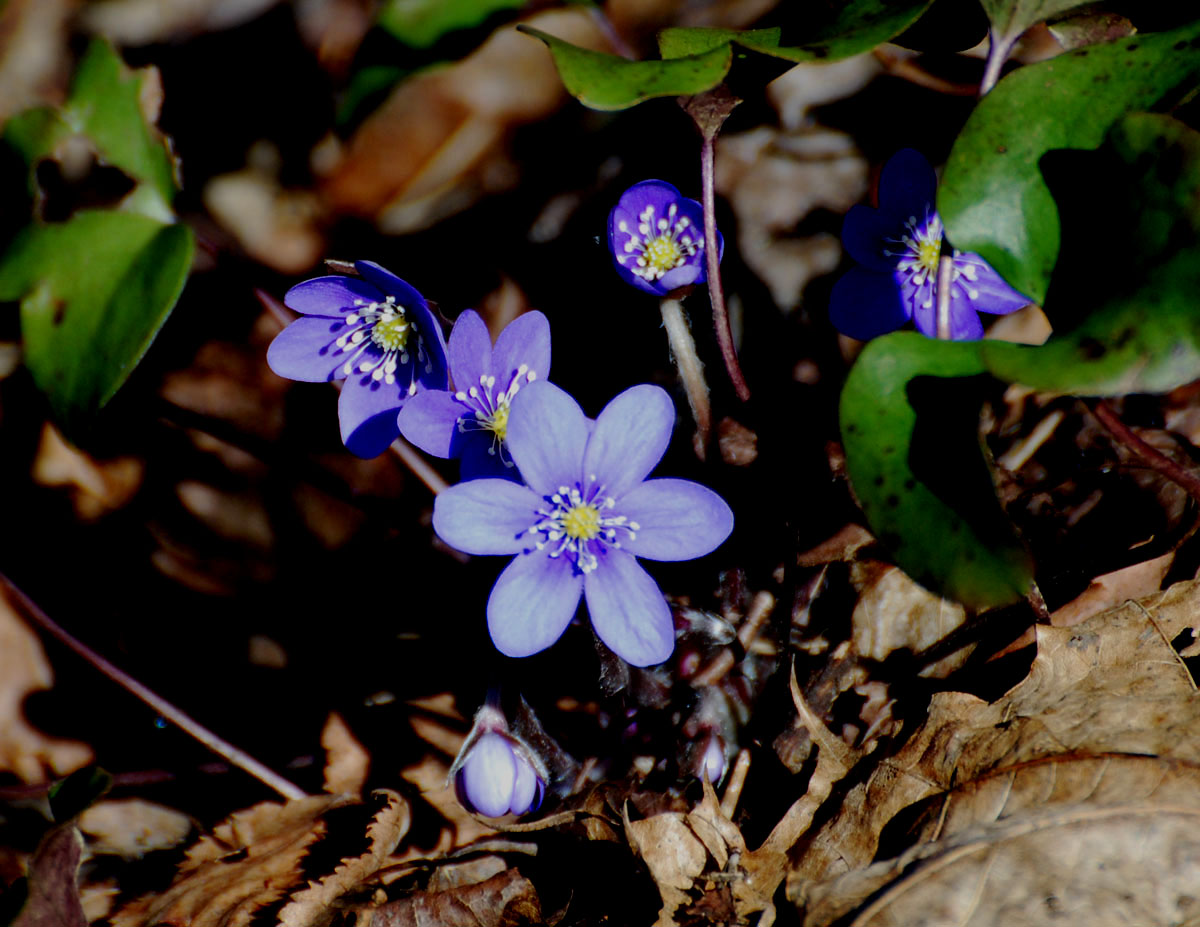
[624,807,709,927]
[0,589,92,784]
[789,576,1200,925]
[320,9,608,233]
[12,824,87,927]
[369,868,540,927]
[321,711,370,797]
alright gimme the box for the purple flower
[455,731,545,818]
[608,180,723,296]
[830,149,1029,341]
[432,381,734,667]
[267,261,449,458]
[397,309,550,481]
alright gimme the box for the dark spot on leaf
[812,46,829,59]
[1113,327,1135,349]
[1126,42,1139,51]
[1176,40,1189,51]
[882,445,895,455]
[996,145,1007,154]
[904,478,916,491]
[52,300,67,326]
[1074,49,1088,56]
[1078,337,1106,359]
[885,494,899,508]
[873,475,885,487]
[845,423,858,434]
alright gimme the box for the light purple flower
[455,731,545,818]
[432,381,734,667]
[608,180,723,296]
[830,149,1029,341]
[267,261,449,458]
[397,309,550,481]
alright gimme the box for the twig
[1091,399,1200,505]
[719,748,751,820]
[0,573,308,802]
[254,288,448,496]
[660,298,711,458]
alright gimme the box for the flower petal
[447,309,493,393]
[509,752,540,815]
[829,267,912,341]
[396,389,464,457]
[584,549,673,667]
[459,733,516,818]
[842,204,902,272]
[491,310,551,387]
[284,275,383,316]
[433,478,541,555]
[458,438,522,482]
[583,384,674,499]
[505,381,589,496]
[912,291,985,341]
[878,148,937,222]
[659,263,702,290]
[487,552,583,658]
[338,371,405,457]
[955,254,1030,317]
[354,261,428,315]
[618,478,733,561]
[266,317,353,382]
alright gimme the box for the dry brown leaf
[849,561,970,677]
[1049,550,1174,627]
[79,0,281,43]
[321,9,608,232]
[175,480,274,549]
[0,589,92,784]
[78,799,192,858]
[279,790,411,927]
[13,824,87,927]
[789,577,1200,925]
[625,808,709,927]
[32,423,144,521]
[369,868,541,927]
[110,794,344,927]
[321,712,370,797]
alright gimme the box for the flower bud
[455,732,545,818]
[698,734,726,785]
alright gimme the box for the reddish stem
[1091,399,1200,504]
[700,133,751,401]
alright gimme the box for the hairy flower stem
[660,298,712,459]
[979,32,1014,96]
[935,247,954,339]
[0,573,307,801]
[700,133,751,401]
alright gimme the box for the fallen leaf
[0,588,92,784]
[368,868,540,927]
[625,808,708,926]
[78,0,281,44]
[32,423,144,521]
[1050,550,1174,627]
[13,824,86,927]
[321,712,370,797]
[0,0,76,123]
[78,799,192,858]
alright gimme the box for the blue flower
[397,309,550,481]
[454,731,545,818]
[267,261,449,457]
[432,381,734,667]
[830,150,1029,341]
[608,180,723,296]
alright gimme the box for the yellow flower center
[643,235,685,275]
[371,314,410,352]
[485,403,510,442]
[562,503,601,541]
[915,237,940,276]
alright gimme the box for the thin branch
[0,574,308,802]
[1091,399,1200,505]
[872,47,979,96]
[659,298,712,459]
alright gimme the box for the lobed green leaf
[939,19,1200,303]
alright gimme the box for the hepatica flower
[830,149,1029,341]
[433,382,733,667]
[455,731,545,818]
[267,261,448,457]
[397,309,549,481]
[608,180,722,296]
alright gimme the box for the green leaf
[840,333,1032,610]
[0,210,194,434]
[939,20,1200,303]
[659,0,934,63]
[4,38,178,219]
[980,0,1095,48]
[982,113,1200,395]
[377,0,526,48]
[517,26,732,110]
